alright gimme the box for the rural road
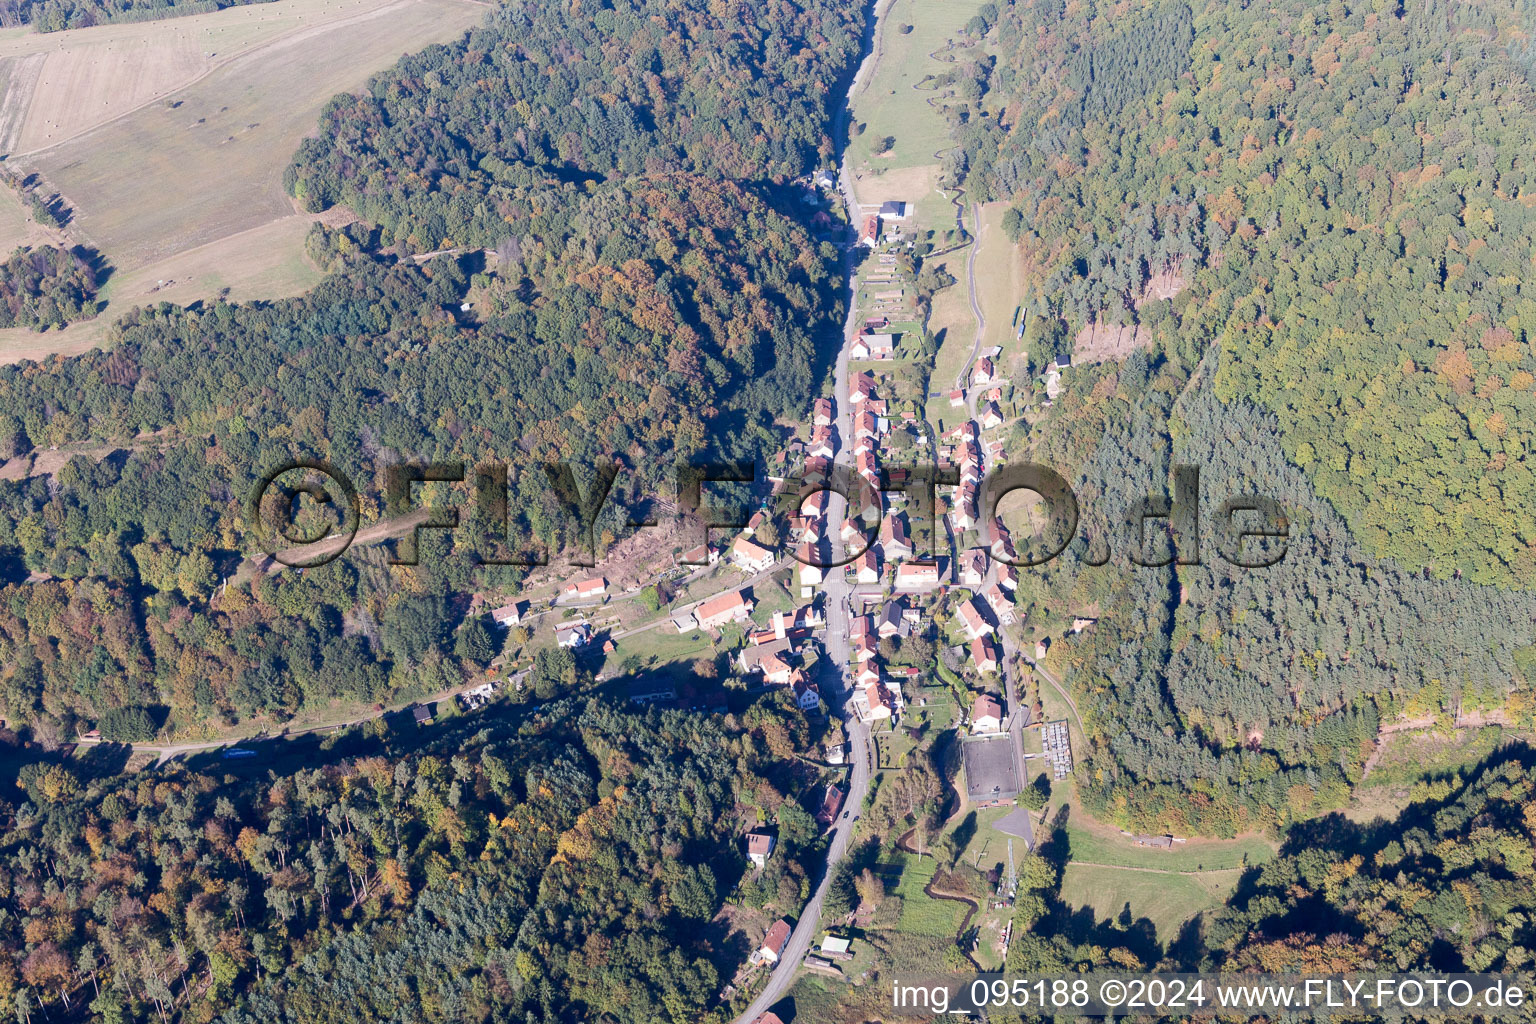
[958,203,987,418]
[730,2,889,1020]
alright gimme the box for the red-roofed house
[972,640,1001,678]
[895,561,941,592]
[854,548,880,584]
[759,919,793,963]
[560,577,607,603]
[971,357,995,386]
[861,214,880,246]
[816,785,846,826]
[490,601,526,627]
[972,691,1003,730]
[983,583,1015,625]
[746,832,775,868]
[959,548,988,586]
[695,589,754,630]
[796,543,824,588]
[880,514,912,561]
[956,598,994,640]
[792,674,821,711]
[730,536,775,573]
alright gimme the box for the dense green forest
[0,245,100,331]
[0,0,271,32]
[0,695,826,1023]
[286,0,863,250]
[952,0,1536,589]
[930,0,1536,834]
[0,0,858,740]
[1017,368,1536,835]
[993,745,1536,1005]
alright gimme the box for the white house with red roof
[972,691,1003,730]
[758,919,792,963]
[956,598,994,640]
[695,589,754,630]
[559,577,607,603]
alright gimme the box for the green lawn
[1063,824,1274,873]
[848,0,990,226]
[1059,863,1243,940]
[881,852,968,937]
[610,625,718,668]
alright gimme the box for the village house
[1036,637,1050,660]
[894,560,941,592]
[758,919,793,964]
[972,691,1003,731]
[628,678,677,705]
[851,331,895,361]
[816,784,846,826]
[959,547,988,587]
[997,563,1019,590]
[879,200,913,219]
[856,661,880,690]
[813,397,833,426]
[695,589,754,630]
[556,622,593,648]
[740,636,794,676]
[490,600,526,627]
[991,523,1017,563]
[860,214,880,246]
[746,832,775,869]
[797,543,824,588]
[678,542,718,566]
[854,548,880,585]
[560,577,606,603]
[731,535,776,573]
[855,447,879,477]
[955,598,994,640]
[983,583,1015,625]
[857,680,891,721]
[877,601,909,639]
[971,357,995,387]
[973,637,1001,676]
[854,410,879,441]
[880,513,913,561]
[853,634,878,662]
[949,388,966,408]
[792,674,821,711]
[808,426,836,459]
[953,487,979,531]
[980,402,1005,430]
[758,648,796,685]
